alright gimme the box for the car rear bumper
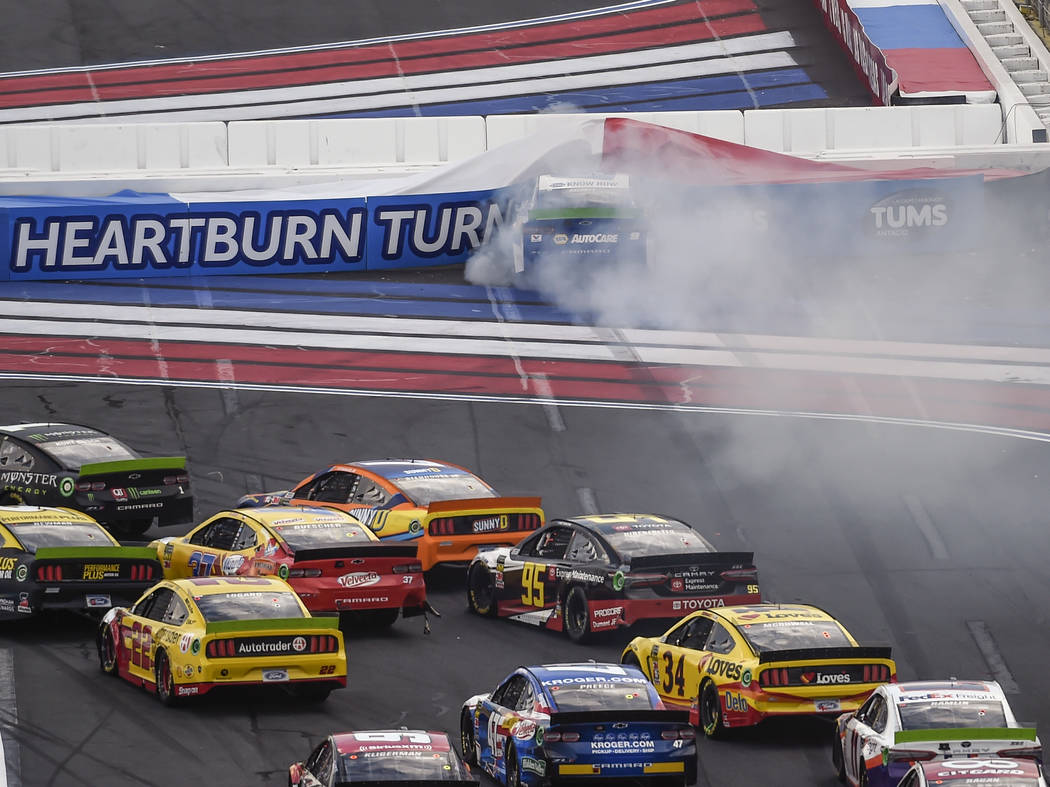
[416,536,521,571]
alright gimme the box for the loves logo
[800,672,816,684]
[801,671,852,685]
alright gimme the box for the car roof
[918,758,1042,781]
[0,506,101,527]
[235,507,368,528]
[526,662,645,683]
[351,459,471,481]
[558,513,703,538]
[331,731,453,755]
[170,576,292,596]
[0,423,108,443]
[886,680,1005,704]
[714,603,836,626]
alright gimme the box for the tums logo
[867,189,949,238]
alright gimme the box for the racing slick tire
[97,627,119,676]
[294,682,333,703]
[506,742,522,787]
[466,563,497,617]
[859,769,870,787]
[698,681,727,740]
[154,650,179,706]
[620,652,641,669]
[564,586,592,644]
[107,518,153,539]
[459,708,477,765]
[832,731,846,783]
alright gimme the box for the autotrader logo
[292,636,307,652]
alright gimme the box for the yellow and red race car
[237,459,543,570]
[150,507,427,628]
[620,603,896,738]
[96,576,346,704]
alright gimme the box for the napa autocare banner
[0,188,510,281]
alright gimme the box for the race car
[833,680,1042,787]
[150,507,428,628]
[460,662,696,786]
[465,513,759,642]
[0,505,162,619]
[511,174,648,277]
[896,759,1048,787]
[0,422,193,537]
[289,730,475,786]
[620,603,896,738]
[97,575,346,704]
[237,459,543,571]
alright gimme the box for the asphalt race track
[2,378,1048,786]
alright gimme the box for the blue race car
[460,662,696,786]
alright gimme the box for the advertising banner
[813,0,897,105]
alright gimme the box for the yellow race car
[96,575,346,704]
[620,603,896,738]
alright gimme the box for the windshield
[597,521,711,557]
[738,620,852,652]
[543,676,656,712]
[336,751,466,782]
[192,591,305,622]
[899,700,1008,730]
[6,521,111,550]
[271,522,371,550]
[46,437,137,468]
[395,474,496,506]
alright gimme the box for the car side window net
[566,532,603,563]
[535,527,572,560]
[308,472,357,504]
[704,622,735,655]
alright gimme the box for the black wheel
[685,755,698,786]
[97,627,118,676]
[621,652,641,669]
[459,708,477,765]
[154,650,178,706]
[295,682,333,702]
[698,681,726,739]
[365,608,399,628]
[859,768,869,787]
[108,518,153,539]
[832,730,846,783]
[564,586,591,643]
[466,563,497,617]
[505,742,521,787]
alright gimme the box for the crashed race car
[237,459,543,571]
[466,513,759,642]
[511,174,647,277]
[0,505,161,619]
[833,680,1042,787]
[0,422,192,537]
[151,506,430,630]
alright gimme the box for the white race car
[897,758,1048,787]
[833,680,1041,787]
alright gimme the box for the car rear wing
[893,727,1039,745]
[291,544,418,562]
[205,616,338,635]
[625,551,754,571]
[78,457,187,476]
[550,709,690,726]
[35,546,159,561]
[346,781,476,786]
[425,496,543,514]
[757,646,893,663]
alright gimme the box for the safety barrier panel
[744,104,1004,153]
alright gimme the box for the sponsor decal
[278,564,289,580]
[177,686,199,696]
[59,477,75,497]
[815,699,841,713]
[521,756,546,775]
[590,740,655,752]
[16,592,31,614]
[800,671,851,685]
[373,200,507,261]
[550,567,604,585]
[471,514,508,534]
[111,488,127,501]
[292,636,307,652]
[179,633,194,654]
[741,669,752,689]
[262,669,289,683]
[183,665,194,678]
[724,691,749,713]
[408,519,422,534]
[337,595,390,605]
[867,189,949,238]
[706,658,743,681]
[0,598,14,613]
[221,555,245,576]
[570,233,618,244]
[529,234,543,243]
[593,606,623,619]
[553,233,569,245]
[191,638,201,655]
[612,571,625,591]
[0,557,17,581]
[232,636,309,656]
[82,563,120,580]
[337,571,381,589]
[0,471,57,488]
[85,594,112,608]
[672,598,725,611]
[513,720,537,740]
[115,502,163,511]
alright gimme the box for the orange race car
[237,460,543,570]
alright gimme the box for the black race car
[465,513,760,642]
[0,423,193,537]
[0,506,162,619]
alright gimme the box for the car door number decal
[129,621,153,672]
[661,650,686,696]
[520,562,545,607]
[188,550,217,577]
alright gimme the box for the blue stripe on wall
[853,5,966,49]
